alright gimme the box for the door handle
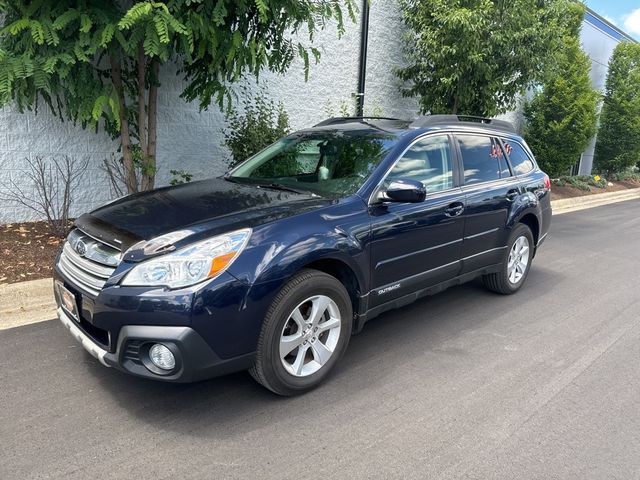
[445,202,464,217]
[506,189,519,201]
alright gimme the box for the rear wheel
[250,269,352,395]
[483,223,534,295]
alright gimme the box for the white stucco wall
[0,103,118,222]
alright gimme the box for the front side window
[386,135,453,193]
[457,135,506,184]
[230,131,397,197]
[503,140,535,175]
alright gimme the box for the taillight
[543,174,551,190]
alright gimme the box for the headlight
[121,228,251,288]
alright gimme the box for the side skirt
[353,263,502,334]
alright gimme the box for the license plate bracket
[56,281,80,322]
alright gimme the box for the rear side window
[503,140,535,175]
[457,135,506,184]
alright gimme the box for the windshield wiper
[225,176,317,196]
[258,183,310,195]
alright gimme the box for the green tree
[0,0,355,193]
[396,0,571,117]
[523,3,598,177]
[223,85,290,168]
[594,42,640,175]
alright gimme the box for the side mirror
[382,178,426,203]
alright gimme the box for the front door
[369,134,465,307]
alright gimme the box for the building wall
[0,2,634,223]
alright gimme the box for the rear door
[456,133,520,273]
[368,134,465,307]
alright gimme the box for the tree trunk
[142,59,160,191]
[110,55,138,194]
[137,43,148,161]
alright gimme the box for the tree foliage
[396,0,572,117]
[594,42,640,175]
[523,3,598,177]
[0,0,355,193]
[223,84,290,167]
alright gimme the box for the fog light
[149,344,176,371]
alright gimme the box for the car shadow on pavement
[86,265,565,440]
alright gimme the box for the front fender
[233,230,368,291]
[227,196,370,289]
[216,200,370,356]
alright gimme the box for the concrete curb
[551,187,640,215]
[1,187,639,331]
[0,278,56,330]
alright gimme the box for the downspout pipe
[356,0,370,117]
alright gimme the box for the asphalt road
[2,201,640,480]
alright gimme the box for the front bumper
[58,307,109,366]
[56,307,254,382]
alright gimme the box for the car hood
[75,178,332,253]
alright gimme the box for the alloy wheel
[279,295,342,377]
[507,235,530,284]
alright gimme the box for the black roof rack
[314,116,404,127]
[409,114,516,133]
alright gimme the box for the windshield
[228,130,398,197]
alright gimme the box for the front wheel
[250,269,352,395]
[483,223,534,295]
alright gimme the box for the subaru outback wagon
[54,115,551,395]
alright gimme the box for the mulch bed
[0,221,64,285]
[551,179,640,200]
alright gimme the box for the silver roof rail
[409,114,516,133]
[314,116,404,127]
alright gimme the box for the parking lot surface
[2,200,639,479]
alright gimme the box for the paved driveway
[2,201,639,479]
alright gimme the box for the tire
[249,269,353,395]
[483,223,534,295]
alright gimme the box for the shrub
[551,175,601,191]
[551,177,568,187]
[323,98,384,117]
[566,177,591,191]
[101,151,144,198]
[0,156,88,237]
[611,171,640,182]
[585,175,607,189]
[169,170,193,186]
[222,86,290,168]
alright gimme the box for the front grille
[57,229,120,297]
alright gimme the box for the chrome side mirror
[380,178,426,203]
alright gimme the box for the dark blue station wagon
[54,115,552,395]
